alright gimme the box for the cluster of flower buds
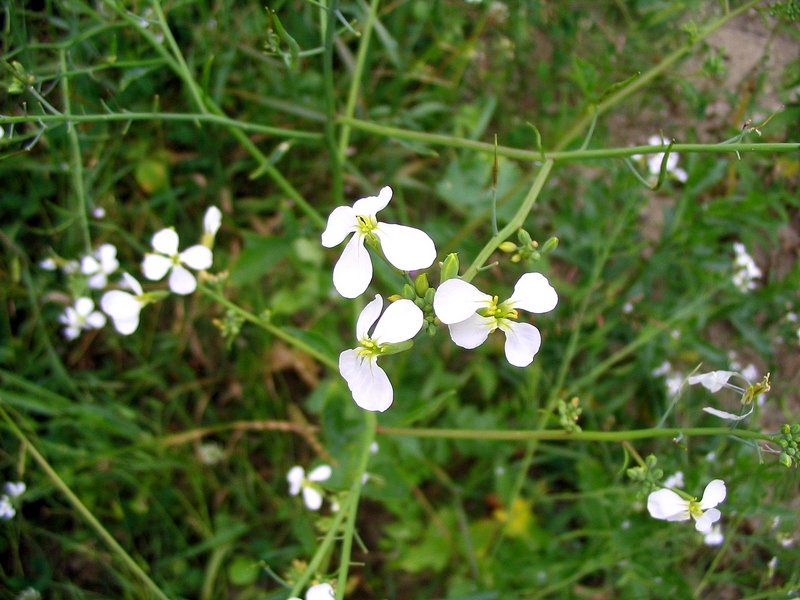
[498,229,558,264]
[777,424,800,468]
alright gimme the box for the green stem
[377,426,773,443]
[0,112,320,139]
[323,0,343,204]
[337,117,800,162]
[553,0,762,151]
[198,285,338,371]
[337,0,381,163]
[462,159,554,282]
[336,411,376,600]
[59,48,92,254]
[0,407,172,600]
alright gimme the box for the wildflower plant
[3,2,800,600]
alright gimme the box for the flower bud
[424,287,435,305]
[387,294,403,302]
[645,454,658,469]
[440,253,460,282]
[498,241,517,253]
[779,453,792,468]
[517,229,532,246]
[402,283,416,300]
[541,236,559,253]
[414,273,429,296]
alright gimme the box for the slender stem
[323,0,343,204]
[336,411,376,600]
[337,117,800,162]
[198,285,338,371]
[59,48,92,254]
[377,426,773,443]
[462,159,554,282]
[553,0,762,151]
[621,440,647,468]
[0,407,172,600]
[337,0,381,163]
[0,112,321,139]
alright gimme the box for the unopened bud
[541,236,559,253]
[424,287,435,304]
[414,273,429,296]
[645,454,658,469]
[387,294,403,302]
[779,453,793,468]
[402,283,415,300]
[440,253,460,282]
[498,241,517,253]
[517,229,532,246]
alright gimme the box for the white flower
[704,524,724,546]
[3,482,25,498]
[59,297,106,340]
[197,442,225,465]
[305,583,335,600]
[287,465,332,510]
[321,186,437,298]
[39,258,57,270]
[92,206,106,219]
[0,495,15,519]
[202,206,222,247]
[142,228,213,295]
[688,370,736,393]
[101,273,148,335]
[647,479,726,533]
[81,244,119,289]
[663,471,685,489]
[732,242,761,292]
[339,295,424,411]
[433,273,558,367]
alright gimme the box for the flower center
[477,296,519,321]
[356,214,379,238]
[687,500,704,518]
[356,338,382,358]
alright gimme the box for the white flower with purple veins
[142,228,213,295]
[81,243,119,289]
[287,465,332,511]
[339,295,424,411]
[101,273,149,334]
[647,479,726,533]
[433,273,558,367]
[321,186,437,298]
[59,297,106,340]
[732,242,761,292]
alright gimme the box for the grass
[1,0,799,599]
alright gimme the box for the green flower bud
[779,439,789,448]
[440,253,460,282]
[517,229,532,246]
[498,241,518,253]
[645,454,658,469]
[541,236,559,253]
[791,424,800,434]
[402,283,416,300]
[424,287,435,305]
[652,468,663,480]
[781,424,791,435]
[786,447,796,456]
[779,453,793,468]
[426,323,437,336]
[414,273,429,297]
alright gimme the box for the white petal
[63,325,81,341]
[101,290,140,320]
[694,508,721,533]
[700,480,726,509]
[352,186,392,216]
[647,489,690,521]
[81,255,100,275]
[499,321,542,367]
[308,465,332,482]
[97,244,119,273]
[151,228,180,255]
[302,486,323,510]
[203,206,222,236]
[87,272,108,290]
[287,466,304,495]
[433,279,492,324]
[121,272,144,296]
[687,371,735,393]
[180,245,213,270]
[75,297,96,317]
[4,482,25,498]
[704,524,724,546]
[339,349,394,412]
[374,223,436,271]
[142,254,172,281]
[169,265,197,295]
[321,206,357,248]
[306,583,335,600]
[356,295,383,340]
[447,313,494,349]
[507,272,558,314]
[332,235,372,299]
[85,311,107,329]
[702,406,753,421]
[371,299,423,344]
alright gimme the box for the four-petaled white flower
[142,228,213,295]
[287,465,332,511]
[433,273,558,367]
[101,273,149,334]
[647,479,726,533]
[339,295,424,412]
[81,243,119,289]
[59,297,106,340]
[321,186,437,298]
